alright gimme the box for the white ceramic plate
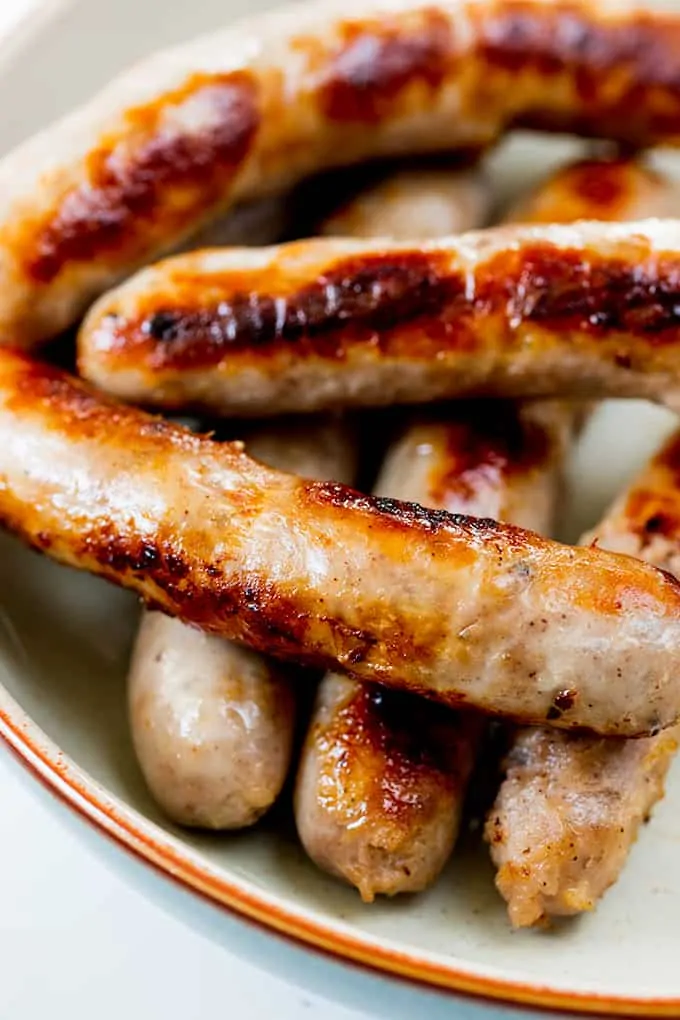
[4,1,680,1015]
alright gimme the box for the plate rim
[1,683,679,1019]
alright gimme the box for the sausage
[321,165,491,239]
[484,159,680,929]
[487,429,680,928]
[78,218,680,417]
[129,416,357,829]
[1,347,680,737]
[6,0,680,349]
[294,153,671,899]
[295,165,492,896]
[295,401,572,899]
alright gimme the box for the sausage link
[295,400,571,899]
[296,166,492,896]
[0,347,679,736]
[78,218,680,417]
[487,431,680,927]
[294,154,667,899]
[321,165,491,239]
[7,0,680,348]
[484,156,680,929]
[129,416,356,829]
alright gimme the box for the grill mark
[25,72,259,284]
[477,5,680,140]
[305,477,514,544]
[488,246,680,340]
[426,402,552,508]
[320,9,454,122]
[563,159,661,212]
[318,4,680,141]
[95,242,680,373]
[318,682,471,826]
[116,251,463,367]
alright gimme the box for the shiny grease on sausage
[295,401,572,899]
[7,0,680,347]
[295,153,680,898]
[129,417,357,829]
[487,430,680,928]
[483,155,680,929]
[79,219,680,417]
[1,349,679,735]
[295,165,493,898]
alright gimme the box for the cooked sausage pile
[4,0,680,928]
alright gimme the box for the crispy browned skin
[295,401,571,899]
[295,162,551,900]
[79,219,680,416]
[2,348,680,735]
[295,167,496,899]
[295,154,671,900]
[504,155,680,224]
[7,0,680,348]
[487,431,680,928]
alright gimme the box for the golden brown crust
[79,221,680,415]
[2,349,680,735]
[84,241,680,368]
[422,401,553,508]
[23,73,259,286]
[6,0,680,345]
[297,675,483,899]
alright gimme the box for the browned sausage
[295,401,572,899]
[1,347,680,736]
[6,0,680,348]
[129,417,357,829]
[487,430,680,928]
[294,153,675,899]
[295,165,492,897]
[78,219,680,417]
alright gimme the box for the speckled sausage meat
[6,0,680,348]
[79,218,680,416]
[128,417,357,830]
[487,429,680,928]
[294,153,676,900]
[1,347,680,736]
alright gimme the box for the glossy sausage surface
[6,0,680,347]
[295,154,673,899]
[296,165,493,897]
[79,219,680,416]
[129,416,356,829]
[1,348,680,736]
[487,429,680,927]
[295,400,570,899]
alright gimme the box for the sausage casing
[129,417,356,829]
[79,219,680,417]
[484,156,680,929]
[1,348,680,737]
[294,154,672,899]
[296,165,493,897]
[7,0,680,347]
[295,400,572,899]
[486,431,680,926]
